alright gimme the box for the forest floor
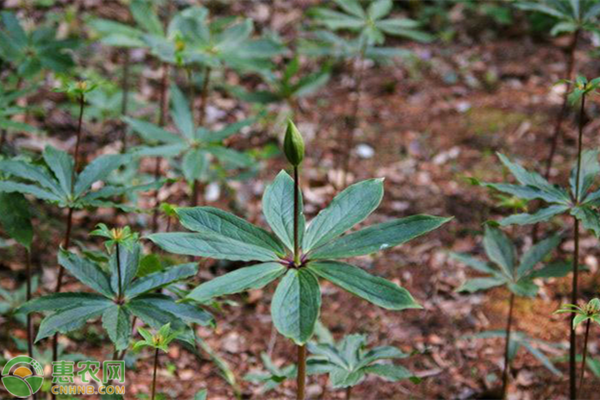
[4,5,600,400]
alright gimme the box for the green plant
[452,225,566,398]
[478,76,600,399]
[149,120,450,399]
[308,334,418,399]
[133,323,181,400]
[0,11,79,78]
[126,85,254,206]
[0,85,37,138]
[555,298,600,395]
[18,237,213,353]
[515,0,600,178]
[304,0,431,186]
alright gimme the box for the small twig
[151,348,160,400]
[579,318,591,396]
[501,292,515,399]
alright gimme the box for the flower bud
[283,120,304,166]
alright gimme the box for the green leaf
[483,226,515,278]
[182,149,208,183]
[309,215,450,260]
[308,261,420,310]
[517,234,561,278]
[134,294,213,326]
[206,146,254,168]
[521,341,562,376]
[329,367,365,388]
[148,231,280,262]
[456,277,506,293]
[171,84,194,139]
[263,170,305,251]
[58,250,114,298]
[356,346,409,369]
[570,150,599,202]
[19,293,110,314]
[0,181,62,203]
[130,0,164,36]
[126,263,198,298]
[74,154,127,197]
[368,0,392,20]
[485,183,565,203]
[449,253,498,275]
[126,298,189,334]
[498,205,569,226]
[187,262,286,302]
[102,304,132,351]
[124,117,181,144]
[496,153,569,204]
[271,269,321,345]
[36,302,112,341]
[0,192,32,249]
[571,206,600,237]
[529,261,572,279]
[43,145,73,195]
[0,159,62,196]
[363,364,414,381]
[508,280,539,297]
[303,178,384,251]
[110,243,141,295]
[177,207,286,256]
[333,0,366,18]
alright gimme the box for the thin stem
[191,180,201,206]
[579,318,591,396]
[345,386,352,400]
[151,348,159,400]
[151,63,170,232]
[544,29,580,179]
[187,67,196,123]
[70,94,86,188]
[120,49,131,153]
[501,292,515,399]
[341,49,367,188]
[293,166,300,266]
[116,242,122,301]
[297,344,306,400]
[26,249,33,358]
[198,67,211,126]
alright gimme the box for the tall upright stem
[151,348,159,400]
[26,250,33,358]
[293,166,300,265]
[579,318,591,396]
[297,344,306,400]
[569,92,586,400]
[120,49,131,153]
[341,49,366,188]
[345,386,353,400]
[544,29,580,179]
[151,63,170,232]
[501,292,515,399]
[198,67,211,126]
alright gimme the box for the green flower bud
[283,120,305,166]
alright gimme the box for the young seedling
[149,120,451,399]
[18,235,212,355]
[308,334,418,399]
[133,323,181,400]
[0,192,34,357]
[126,85,254,206]
[0,11,79,78]
[478,76,600,398]
[515,1,600,177]
[306,0,432,185]
[452,225,566,398]
[555,298,600,396]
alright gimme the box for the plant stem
[116,242,122,301]
[293,166,300,265]
[341,49,366,188]
[198,67,211,126]
[151,348,159,400]
[345,386,352,400]
[569,93,586,399]
[544,29,580,179]
[26,249,33,358]
[579,318,591,396]
[151,63,170,232]
[501,292,515,399]
[70,94,86,188]
[120,49,131,153]
[191,180,201,206]
[187,67,195,123]
[297,344,306,400]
